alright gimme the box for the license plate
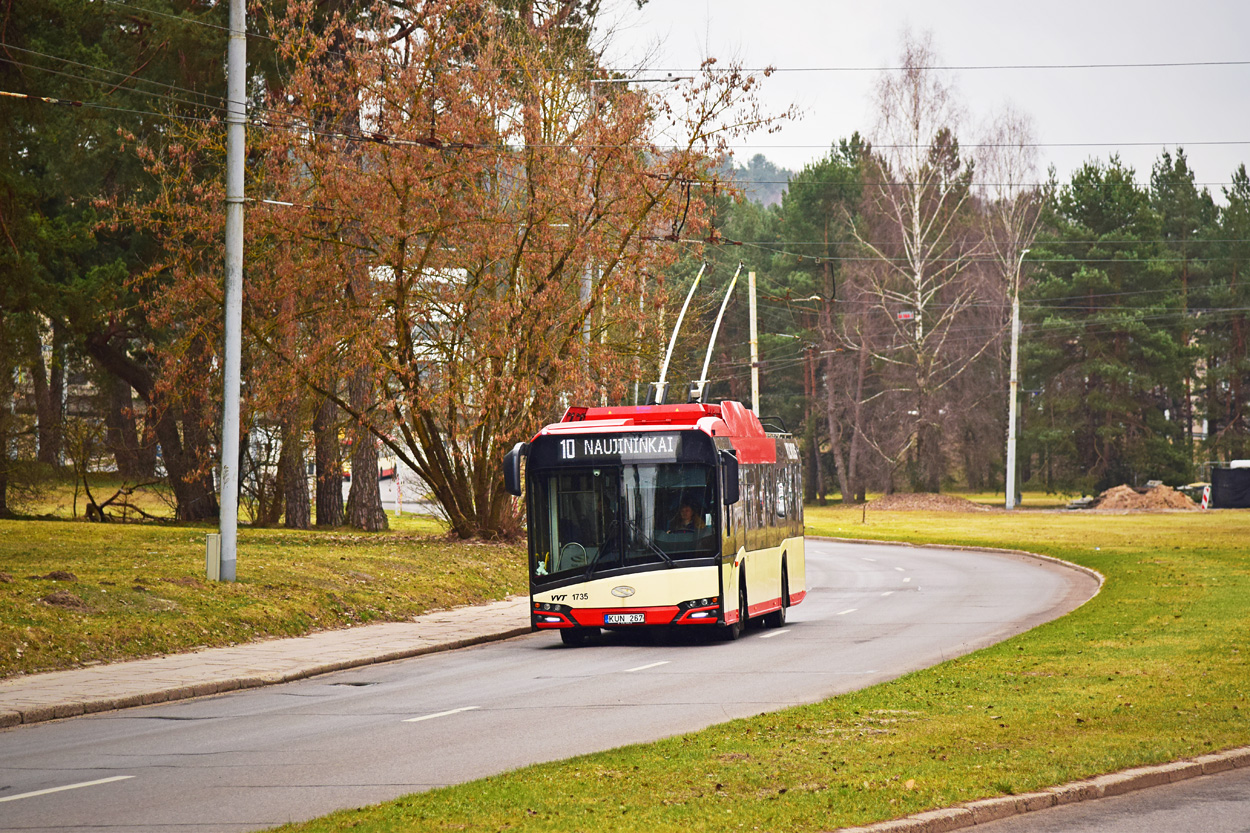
[604,613,645,625]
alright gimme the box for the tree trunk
[822,352,851,503]
[802,348,817,503]
[85,330,218,521]
[281,414,310,529]
[848,343,869,502]
[345,366,388,531]
[30,334,63,466]
[313,391,344,527]
[825,404,851,504]
[104,374,155,478]
[0,375,10,518]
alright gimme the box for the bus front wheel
[560,627,598,646]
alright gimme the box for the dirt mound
[1095,484,1198,511]
[40,590,90,611]
[865,493,993,512]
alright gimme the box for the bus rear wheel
[764,567,789,628]
[722,585,747,641]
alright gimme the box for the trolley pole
[216,0,246,581]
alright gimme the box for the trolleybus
[503,399,805,645]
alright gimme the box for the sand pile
[865,493,993,512]
[1095,484,1198,511]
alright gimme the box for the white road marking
[760,629,790,639]
[894,567,906,572]
[625,661,670,673]
[836,608,858,616]
[403,706,480,723]
[881,591,894,597]
[862,558,877,562]
[903,577,912,583]
[0,776,134,804]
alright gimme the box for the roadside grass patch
[270,507,1249,833]
[0,519,524,676]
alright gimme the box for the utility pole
[749,270,760,412]
[214,0,246,580]
[1005,248,1028,510]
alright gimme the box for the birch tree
[851,32,990,492]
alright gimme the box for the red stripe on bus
[747,598,783,617]
[570,607,681,626]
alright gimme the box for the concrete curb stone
[962,797,1019,824]
[827,746,1250,832]
[810,535,1107,594]
[0,596,531,727]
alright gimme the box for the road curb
[1,624,532,728]
[808,535,1107,596]
[829,746,1250,832]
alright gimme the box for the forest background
[3,0,1249,540]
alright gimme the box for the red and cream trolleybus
[503,400,805,645]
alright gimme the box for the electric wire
[0,55,230,119]
[88,6,1250,76]
[8,46,1250,156]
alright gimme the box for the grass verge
[271,506,1249,833]
[0,517,525,677]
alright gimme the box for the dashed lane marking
[625,661,671,673]
[403,706,480,723]
[0,776,134,804]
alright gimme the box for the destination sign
[557,432,681,463]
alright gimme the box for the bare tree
[850,31,993,492]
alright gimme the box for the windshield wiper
[624,517,674,567]
[584,520,619,580]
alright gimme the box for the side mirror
[719,449,740,506]
[503,442,528,497]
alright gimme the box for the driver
[668,500,705,533]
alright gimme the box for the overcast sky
[599,0,1250,195]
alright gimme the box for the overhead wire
[631,60,1250,73]
[0,55,230,119]
[11,23,1250,336]
[8,41,1250,159]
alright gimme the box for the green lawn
[268,505,1249,833]
[0,517,525,677]
[813,490,1079,509]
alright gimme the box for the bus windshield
[530,463,717,581]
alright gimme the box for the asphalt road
[971,766,1250,833]
[0,540,1096,832]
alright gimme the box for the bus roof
[534,401,785,464]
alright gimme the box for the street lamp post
[1005,248,1029,510]
[212,0,246,580]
